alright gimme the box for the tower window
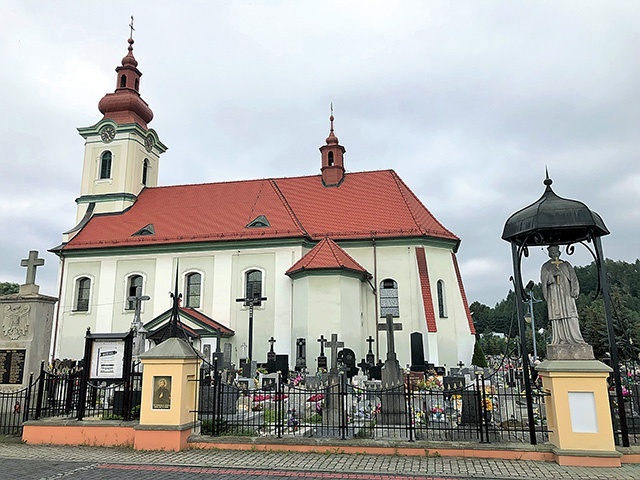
[74,277,91,312]
[120,74,127,88]
[437,280,447,318]
[99,151,112,179]
[245,269,263,305]
[142,159,149,186]
[126,275,143,310]
[185,272,202,308]
[380,278,399,318]
[134,78,139,91]
[328,151,334,166]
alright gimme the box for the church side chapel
[51,32,476,372]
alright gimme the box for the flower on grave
[483,397,493,412]
[416,375,443,391]
[430,405,444,414]
[290,372,304,387]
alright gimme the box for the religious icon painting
[152,376,171,409]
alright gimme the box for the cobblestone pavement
[1,444,639,480]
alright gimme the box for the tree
[471,337,488,368]
[0,282,19,295]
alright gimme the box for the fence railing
[0,373,36,435]
[194,368,549,444]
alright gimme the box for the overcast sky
[0,1,638,308]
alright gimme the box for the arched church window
[74,277,91,312]
[437,280,447,318]
[120,74,127,88]
[142,159,149,186]
[126,275,143,310]
[134,78,139,91]
[185,272,202,308]
[380,278,399,318]
[245,269,263,305]
[328,151,334,166]
[100,151,112,179]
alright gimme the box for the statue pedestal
[135,338,202,451]
[537,359,620,467]
[546,343,594,360]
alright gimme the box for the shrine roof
[63,169,458,250]
[286,237,370,278]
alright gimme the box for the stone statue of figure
[540,245,587,345]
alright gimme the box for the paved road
[1,443,639,480]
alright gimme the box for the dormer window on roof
[246,215,271,228]
[132,223,155,236]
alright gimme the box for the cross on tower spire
[129,15,135,40]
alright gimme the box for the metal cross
[129,16,135,39]
[20,250,44,285]
[317,335,327,356]
[457,360,465,369]
[325,333,344,374]
[128,286,150,356]
[268,336,276,352]
[235,292,267,361]
[366,335,375,354]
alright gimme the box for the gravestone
[338,348,358,379]
[317,335,328,372]
[222,343,233,370]
[369,361,383,381]
[460,390,483,426]
[199,382,239,415]
[434,366,446,376]
[203,344,212,363]
[410,332,426,372]
[325,333,344,374]
[380,314,406,424]
[295,338,306,371]
[0,251,57,389]
[267,337,277,363]
[275,354,289,382]
[365,335,375,366]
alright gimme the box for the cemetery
[4,177,640,467]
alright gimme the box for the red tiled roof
[416,247,437,333]
[451,252,476,335]
[286,237,370,277]
[64,170,458,250]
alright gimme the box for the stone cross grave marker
[377,314,402,361]
[325,333,344,374]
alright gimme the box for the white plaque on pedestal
[568,391,598,433]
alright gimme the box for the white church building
[51,36,476,370]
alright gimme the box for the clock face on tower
[100,125,116,143]
[144,134,154,152]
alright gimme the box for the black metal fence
[609,360,640,446]
[0,373,36,435]
[195,367,549,444]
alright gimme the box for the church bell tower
[69,27,167,238]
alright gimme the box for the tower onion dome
[502,173,609,247]
[325,114,339,145]
[98,37,154,129]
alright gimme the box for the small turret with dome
[320,105,346,187]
